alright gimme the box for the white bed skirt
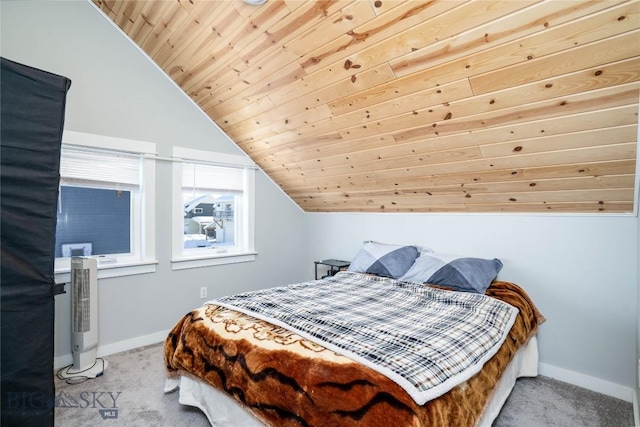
[477,335,539,426]
[164,335,539,427]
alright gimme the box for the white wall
[1,0,308,362]
[306,213,638,400]
[636,131,640,418]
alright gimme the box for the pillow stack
[347,241,420,279]
[347,241,502,294]
[399,252,503,294]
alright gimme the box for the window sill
[54,259,158,284]
[171,251,257,270]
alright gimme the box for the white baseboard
[54,329,169,370]
[539,362,633,402]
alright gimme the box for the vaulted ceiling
[92,0,639,213]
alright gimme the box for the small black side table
[314,259,351,280]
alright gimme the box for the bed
[164,244,544,427]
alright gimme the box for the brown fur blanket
[165,279,543,427]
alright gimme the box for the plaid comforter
[209,271,518,405]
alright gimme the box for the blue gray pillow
[398,252,503,293]
[348,241,420,279]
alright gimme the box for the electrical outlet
[200,287,207,299]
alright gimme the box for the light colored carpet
[54,343,635,427]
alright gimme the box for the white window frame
[54,131,157,283]
[171,147,256,270]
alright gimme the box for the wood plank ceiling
[92,0,640,213]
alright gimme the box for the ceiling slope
[92,0,640,213]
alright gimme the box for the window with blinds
[172,147,256,269]
[56,147,142,258]
[53,131,157,281]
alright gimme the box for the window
[54,131,156,282]
[172,147,256,270]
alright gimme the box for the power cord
[56,358,106,385]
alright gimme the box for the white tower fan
[58,257,108,379]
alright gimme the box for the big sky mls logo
[56,390,121,419]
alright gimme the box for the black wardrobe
[1,57,72,427]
